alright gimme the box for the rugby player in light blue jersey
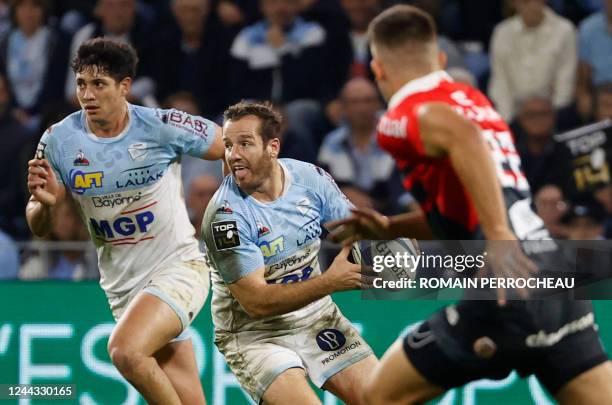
[26,38,224,405]
[202,101,377,405]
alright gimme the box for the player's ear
[370,58,385,82]
[438,50,448,69]
[119,77,132,97]
[267,138,280,158]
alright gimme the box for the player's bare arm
[228,246,360,319]
[417,102,515,241]
[202,124,225,160]
[26,158,66,237]
[419,102,537,301]
[327,208,432,245]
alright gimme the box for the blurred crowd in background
[1,0,611,280]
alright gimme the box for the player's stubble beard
[238,146,275,194]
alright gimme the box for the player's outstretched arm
[227,246,361,319]
[417,102,514,241]
[327,208,432,245]
[201,125,224,161]
[26,159,66,237]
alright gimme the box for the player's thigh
[155,339,206,405]
[108,259,210,353]
[262,368,321,405]
[215,330,306,404]
[364,339,444,405]
[322,354,377,405]
[143,259,211,332]
[556,361,612,405]
[109,291,183,355]
[298,303,375,390]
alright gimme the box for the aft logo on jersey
[70,170,104,194]
[259,236,284,258]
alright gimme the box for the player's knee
[108,345,145,378]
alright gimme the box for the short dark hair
[223,101,282,144]
[71,38,139,83]
[368,5,436,49]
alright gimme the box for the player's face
[76,67,130,126]
[223,116,277,192]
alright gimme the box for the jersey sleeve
[202,203,265,284]
[36,127,64,185]
[155,108,217,158]
[312,165,353,223]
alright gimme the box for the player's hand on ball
[324,245,367,291]
[27,159,60,206]
[326,208,391,246]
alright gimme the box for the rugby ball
[351,238,419,282]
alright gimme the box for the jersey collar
[83,102,133,143]
[388,70,453,110]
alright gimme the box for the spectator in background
[340,0,380,79]
[20,197,96,280]
[296,0,353,127]
[513,95,570,193]
[187,174,220,238]
[0,229,19,279]
[154,0,234,119]
[163,91,223,192]
[0,0,70,131]
[534,183,569,238]
[64,0,155,105]
[0,73,33,239]
[489,0,576,121]
[317,78,412,215]
[593,183,612,238]
[216,0,260,28]
[563,202,606,240]
[227,0,332,104]
[0,1,11,43]
[227,0,349,148]
[577,0,612,120]
[595,82,612,121]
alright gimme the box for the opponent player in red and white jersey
[329,5,612,405]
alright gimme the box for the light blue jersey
[203,159,352,332]
[37,103,217,298]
